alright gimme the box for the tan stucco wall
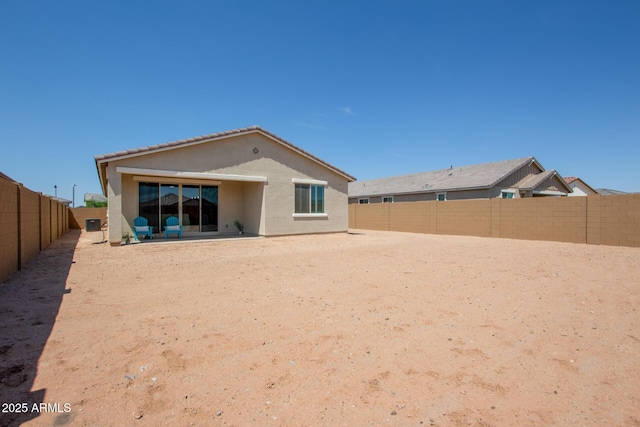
[104,132,350,243]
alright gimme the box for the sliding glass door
[161,184,180,228]
[139,183,160,233]
[139,182,218,233]
[182,185,200,232]
[201,186,218,232]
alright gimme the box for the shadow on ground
[0,230,80,426]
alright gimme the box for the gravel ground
[1,229,639,426]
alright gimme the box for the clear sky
[1,1,639,203]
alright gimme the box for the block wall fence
[68,207,108,230]
[349,194,640,248]
[0,178,70,283]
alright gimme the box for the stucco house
[349,156,572,204]
[564,177,598,197]
[95,126,355,245]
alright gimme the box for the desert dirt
[1,228,639,426]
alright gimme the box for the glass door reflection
[181,185,200,232]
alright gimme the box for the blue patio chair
[164,216,183,239]
[133,216,153,240]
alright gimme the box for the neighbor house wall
[349,194,640,248]
[0,178,70,283]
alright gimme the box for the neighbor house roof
[596,188,628,195]
[349,157,545,198]
[519,169,560,190]
[95,126,356,194]
[564,176,597,194]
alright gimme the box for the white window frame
[292,178,328,218]
[436,192,447,201]
[382,196,394,203]
[358,198,370,204]
[501,190,516,199]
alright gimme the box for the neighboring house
[85,193,108,203]
[349,156,572,204]
[596,188,629,196]
[564,177,598,197]
[95,126,355,245]
[51,197,72,207]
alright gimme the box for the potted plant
[233,220,244,235]
[121,232,132,245]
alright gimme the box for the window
[139,182,218,233]
[295,184,324,213]
[382,196,394,203]
[436,193,446,201]
[358,198,369,204]
[501,190,515,199]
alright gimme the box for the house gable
[96,126,355,195]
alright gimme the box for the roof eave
[95,126,356,184]
[487,156,538,188]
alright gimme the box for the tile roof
[348,157,536,197]
[563,176,597,194]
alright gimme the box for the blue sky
[1,1,639,203]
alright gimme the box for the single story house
[95,126,355,245]
[349,156,572,204]
[564,177,598,197]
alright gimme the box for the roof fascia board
[552,171,573,193]
[115,166,268,183]
[255,130,355,182]
[532,190,567,196]
[95,132,246,165]
[488,156,536,188]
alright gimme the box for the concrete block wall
[498,197,587,244]
[350,202,388,231]
[0,178,70,283]
[389,201,435,234]
[69,207,108,229]
[436,199,492,237]
[40,195,51,249]
[598,194,640,247]
[19,186,41,267]
[0,178,19,283]
[349,194,640,248]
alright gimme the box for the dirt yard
[1,229,639,426]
